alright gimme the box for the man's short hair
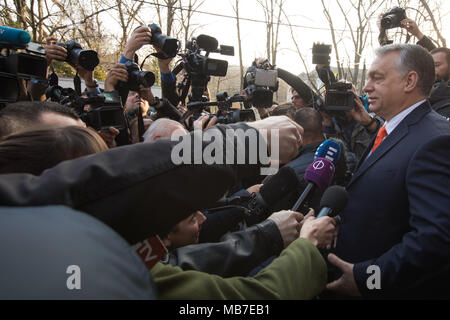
[271,103,296,119]
[431,47,450,68]
[375,44,435,96]
[0,101,80,138]
[293,108,323,140]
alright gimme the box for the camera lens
[137,71,155,88]
[77,50,100,71]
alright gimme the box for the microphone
[314,139,341,165]
[0,26,31,45]
[291,157,335,212]
[316,185,348,218]
[248,166,299,219]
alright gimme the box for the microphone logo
[313,160,325,170]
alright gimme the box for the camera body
[244,61,278,109]
[175,34,234,104]
[148,23,180,58]
[116,61,155,92]
[183,35,232,77]
[381,7,406,30]
[54,40,99,71]
[215,92,256,124]
[312,43,354,111]
[46,86,127,131]
[325,82,354,111]
[0,28,47,103]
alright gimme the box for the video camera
[46,85,127,132]
[185,91,256,129]
[173,34,234,103]
[244,59,278,109]
[381,7,406,30]
[0,26,47,104]
[313,43,354,111]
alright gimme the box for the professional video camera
[46,84,127,132]
[381,7,406,30]
[313,43,354,111]
[185,91,256,129]
[173,34,234,104]
[0,26,47,104]
[243,59,278,109]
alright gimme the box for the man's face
[363,51,408,121]
[40,112,85,128]
[432,52,450,82]
[125,91,149,115]
[167,211,207,249]
[291,90,307,109]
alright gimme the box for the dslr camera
[116,60,155,92]
[313,43,354,111]
[381,7,406,30]
[54,40,99,71]
[147,23,180,58]
[244,59,278,109]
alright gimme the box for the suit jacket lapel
[347,102,431,188]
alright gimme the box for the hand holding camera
[400,18,424,40]
[104,63,128,91]
[124,26,152,60]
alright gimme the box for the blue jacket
[334,101,450,298]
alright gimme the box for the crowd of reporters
[0,5,449,300]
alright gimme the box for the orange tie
[371,125,388,153]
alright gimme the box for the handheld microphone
[248,166,299,219]
[291,157,335,212]
[316,185,348,218]
[314,139,341,166]
[0,26,31,45]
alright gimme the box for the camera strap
[48,70,58,87]
[73,73,81,96]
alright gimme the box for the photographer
[378,11,450,118]
[28,36,100,101]
[118,26,182,122]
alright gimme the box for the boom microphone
[314,139,341,166]
[316,185,348,218]
[248,166,299,220]
[291,157,335,212]
[0,26,31,45]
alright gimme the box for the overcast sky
[134,0,449,75]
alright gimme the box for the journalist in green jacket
[151,213,336,300]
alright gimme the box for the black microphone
[316,185,348,218]
[248,166,299,220]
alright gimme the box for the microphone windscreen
[319,185,348,214]
[0,26,31,45]
[304,157,335,191]
[196,34,218,52]
[259,166,299,207]
[314,139,341,166]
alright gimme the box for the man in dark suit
[326,44,450,299]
